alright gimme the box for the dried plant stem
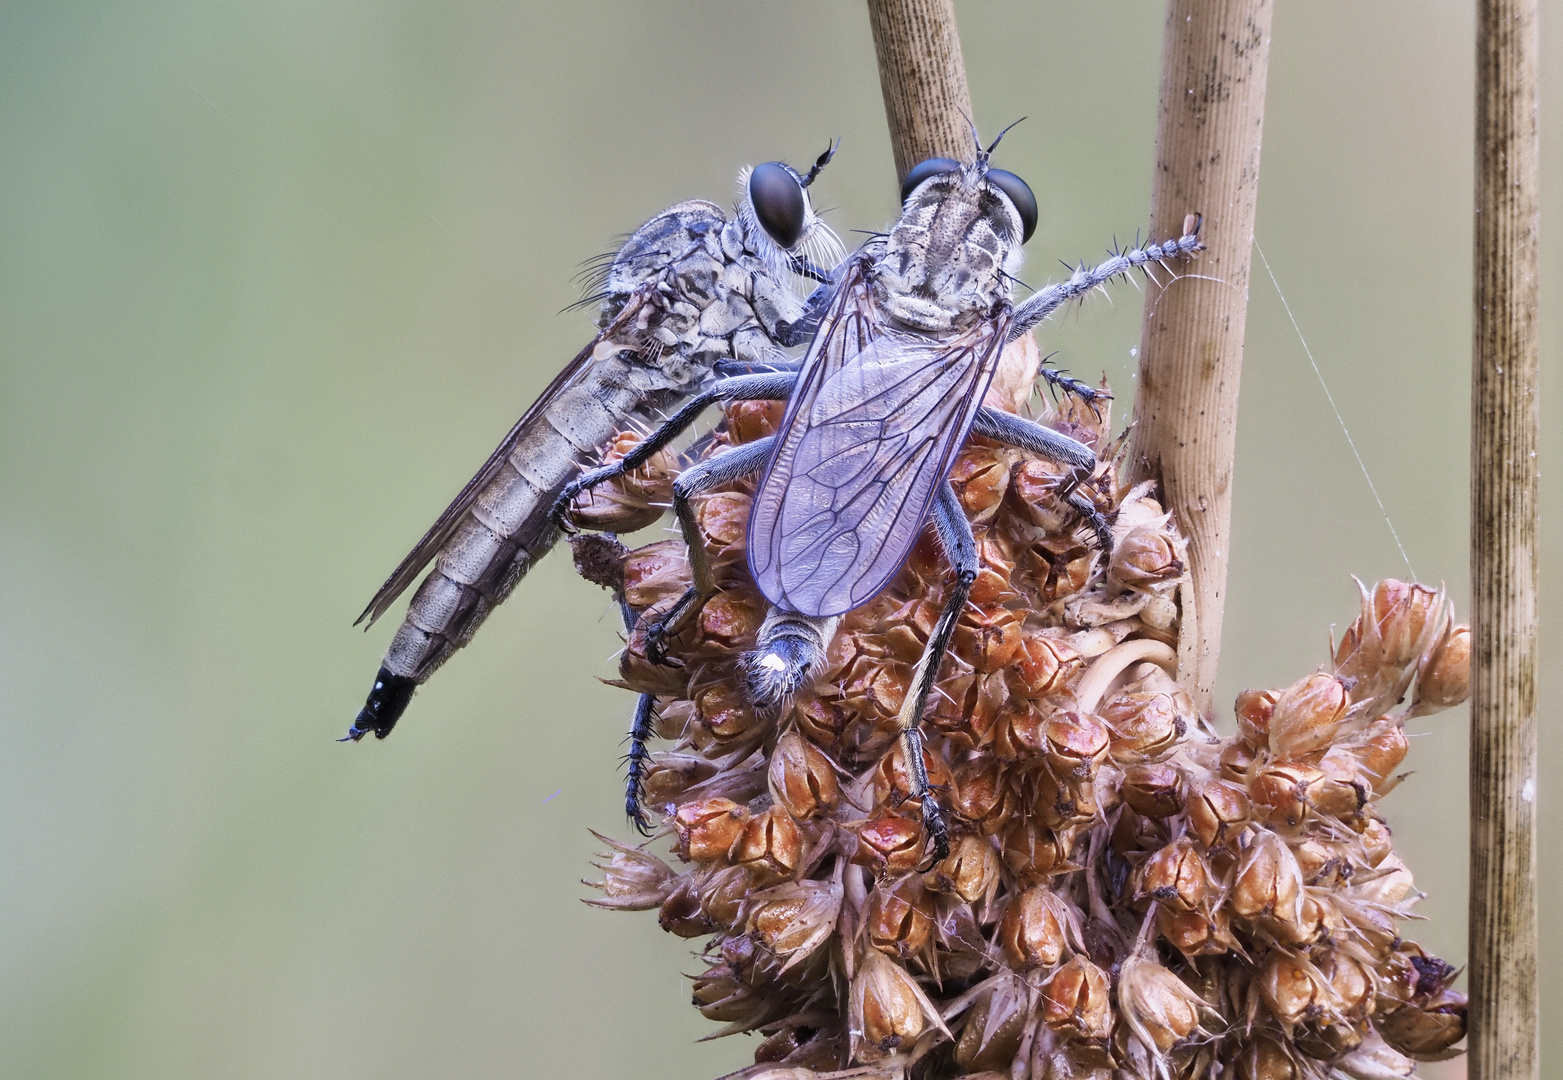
[1129,0,1272,714]
[1469,0,1541,1076]
[865,0,974,181]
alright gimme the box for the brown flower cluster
[571,345,1470,1080]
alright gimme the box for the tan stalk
[865,0,975,181]
[1129,0,1273,714]
[1469,0,1541,1076]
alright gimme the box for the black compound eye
[987,168,1037,243]
[899,157,961,204]
[749,162,807,248]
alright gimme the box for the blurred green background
[0,2,1557,1076]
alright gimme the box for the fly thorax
[870,168,1022,333]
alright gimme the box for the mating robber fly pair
[348,131,1202,860]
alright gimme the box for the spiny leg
[623,693,658,834]
[1037,365,1109,415]
[549,371,795,528]
[643,436,775,664]
[895,482,978,865]
[972,406,1113,557]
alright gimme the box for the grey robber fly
[555,129,1203,853]
[346,146,844,742]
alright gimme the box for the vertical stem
[1128,0,1273,714]
[1469,0,1540,1075]
[865,0,975,182]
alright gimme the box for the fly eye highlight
[987,169,1037,243]
[899,157,961,205]
[749,162,807,248]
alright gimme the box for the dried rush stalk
[567,338,1470,1080]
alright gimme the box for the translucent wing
[355,293,648,627]
[749,264,1010,617]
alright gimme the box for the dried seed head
[565,431,676,531]
[1256,950,1330,1028]
[658,874,715,938]
[865,875,935,958]
[1230,830,1304,928]
[699,864,750,929]
[1010,457,1071,532]
[1010,633,1083,698]
[1336,1030,1419,1079]
[1108,526,1183,592]
[673,798,750,863]
[1136,838,1212,913]
[999,884,1075,970]
[1355,813,1394,866]
[1294,1020,1366,1061]
[1348,719,1410,795]
[869,738,953,811]
[585,832,678,910]
[1043,711,1112,781]
[694,491,752,563]
[1001,818,1071,883]
[950,756,1014,834]
[856,815,925,875]
[1369,579,1441,670]
[1156,905,1234,958]
[927,832,1001,903]
[641,751,719,805]
[1235,687,1280,746]
[1268,672,1351,759]
[1220,738,1259,784]
[1413,622,1471,713]
[1122,762,1185,818]
[1099,671,1192,763]
[1186,778,1250,848]
[767,728,840,819]
[726,398,785,444]
[735,806,803,885]
[1042,956,1113,1040]
[1316,948,1374,1021]
[948,446,1013,524]
[851,951,929,1060]
[953,603,1024,672]
[953,981,1028,1072]
[696,591,765,652]
[1029,766,1099,830]
[1378,987,1468,1058]
[1249,762,1328,832]
[1231,1036,1299,1080]
[1117,954,1206,1053]
[694,683,761,742]
[622,539,694,611]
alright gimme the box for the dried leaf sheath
[574,361,1469,1080]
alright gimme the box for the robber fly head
[739,141,845,292]
[872,129,1038,334]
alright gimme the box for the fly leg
[623,693,657,835]
[895,482,978,866]
[643,436,775,664]
[1037,366,1110,415]
[972,407,1113,556]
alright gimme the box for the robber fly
[557,129,1202,853]
[345,147,844,742]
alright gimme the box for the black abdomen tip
[343,666,418,741]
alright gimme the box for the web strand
[1254,239,1417,579]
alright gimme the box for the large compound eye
[899,157,960,204]
[749,162,807,248]
[987,168,1037,243]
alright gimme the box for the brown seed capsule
[734,806,802,885]
[1355,813,1394,866]
[953,603,1024,672]
[752,881,843,962]
[1316,948,1374,1021]
[657,874,714,938]
[1249,761,1327,831]
[1230,830,1303,928]
[1109,526,1183,592]
[950,756,1013,834]
[948,446,1013,524]
[640,751,718,806]
[1294,1020,1365,1061]
[1010,457,1071,532]
[857,815,925,875]
[1379,987,1468,1058]
[1042,956,1113,1040]
[673,797,750,863]
[693,490,751,563]
[694,683,760,742]
[1099,671,1192,763]
[726,398,785,444]
[1219,738,1258,784]
[999,884,1074,969]
[927,832,1001,904]
[584,833,678,911]
[1043,711,1112,781]
[1028,766,1099,830]
[698,864,750,929]
[1001,818,1070,883]
[869,739,953,811]
[565,431,676,531]
[1370,579,1441,670]
[852,952,927,1058]
[1348,719,1410,794]
[1291,837,1351,887]
[1136,838,1211,912]
[1122,762,1185,818]
[1156,905,1234,958]
[953,983,1028,1072]
[767,729,841,819]
[1231,1036,1299,1080]
[1351,853,1415,906]
[1186,778,1250,848]
[865,875,935,959]
[1009,633,1084,698]
[1414,622,1471,712]
[1235,688,1280,746]
[622,539,693,610]
[1256,951,1328,1027]
[1268,672,1351,759]
[696,591,765,651]
[969,533,1020,605]
[1117,955,1204,1053]
[792,693,850,748]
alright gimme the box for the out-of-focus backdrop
[0,2,1557,1076]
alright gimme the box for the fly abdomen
[345,665,419,740]
[742,609,839,709]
